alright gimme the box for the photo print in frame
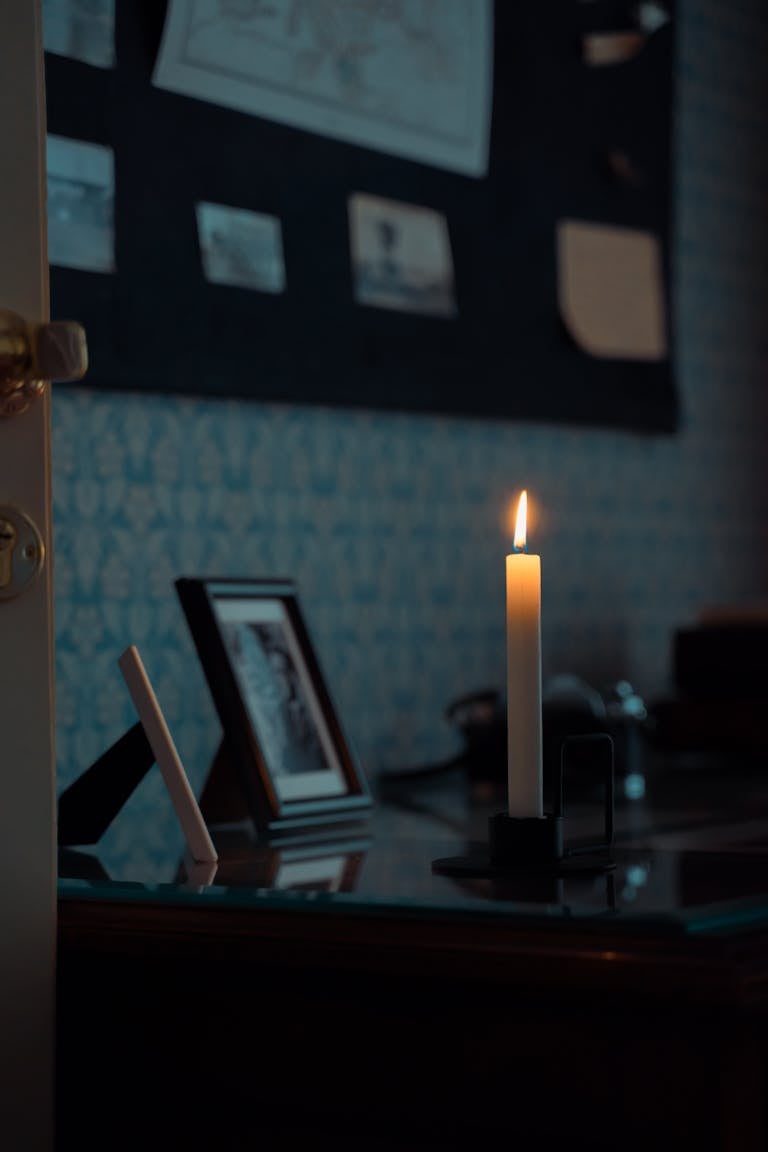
[175,578,372,835]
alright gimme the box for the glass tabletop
[58,758,768,937]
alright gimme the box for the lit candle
[506,490,543,818]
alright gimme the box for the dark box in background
[674,623,768,700]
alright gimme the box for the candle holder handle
[433,732,615,878]
[555,731,614,858]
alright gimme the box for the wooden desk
[57,761,768,1151]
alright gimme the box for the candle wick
[514,545,527,554]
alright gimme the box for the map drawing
[153,0,492,176]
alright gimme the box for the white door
[0,3,56,1149]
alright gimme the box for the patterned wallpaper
[52,0,768,867]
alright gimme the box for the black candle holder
[432,732,616,878]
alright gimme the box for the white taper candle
[506,491,543,818]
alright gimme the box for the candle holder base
[432,733,616,878]
[431,848,615,878]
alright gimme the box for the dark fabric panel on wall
[45,0,677,432]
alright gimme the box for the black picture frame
[175,577,372,834]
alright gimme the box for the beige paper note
[557,219,667,360]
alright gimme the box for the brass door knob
[0,308,87,416]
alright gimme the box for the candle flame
[513,490,528,552]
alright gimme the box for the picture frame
[175,577,372,834]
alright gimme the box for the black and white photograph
[348,192,457,317]
[195,201,286,292]
[43,0,116,69]
[219,610,346,800]
[221,620,311,779]
[46,134,115,273]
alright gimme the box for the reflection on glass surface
[624,772,646,800]
[58,763,768,936]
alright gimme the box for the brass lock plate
[0,506,45,599]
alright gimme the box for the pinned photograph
[46,135,115,274]
[43,0,116,69]
[349,193,456,317]
[195,201,286,293]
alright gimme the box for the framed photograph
[175,577,372,834]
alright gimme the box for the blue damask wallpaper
[52,0,768,869]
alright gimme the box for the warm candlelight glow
[513,490,528,552]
